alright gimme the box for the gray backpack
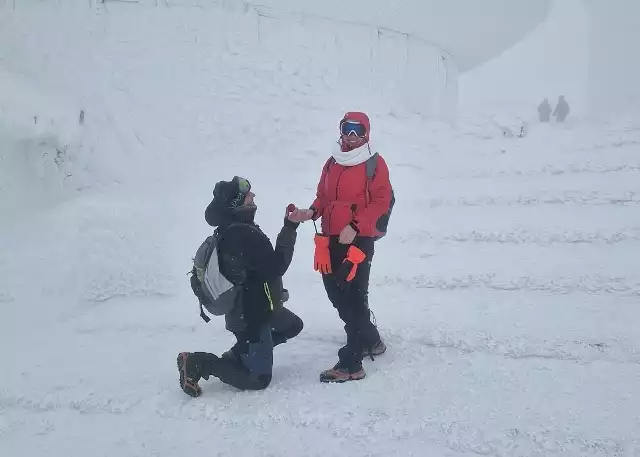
[190,227,242,323]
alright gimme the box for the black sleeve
[223,220,299,282]
[246,221,299,281]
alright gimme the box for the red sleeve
[353,155,392,233]
[309,158,331,220]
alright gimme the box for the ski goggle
[226,176,251,208]
[340,121,367,138]
[233,176,251,195]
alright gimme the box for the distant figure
[538,98,552,122]
[553,95,570,122]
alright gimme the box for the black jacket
[205,201,298,340]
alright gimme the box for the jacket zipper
[335,167,346,201]
[328,167,347,234]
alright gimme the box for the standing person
[553,95,570,122]
[178,176,303,397]
[289,112,392,383]
[538,98,552,122]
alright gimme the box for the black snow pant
[200,307,303,391]
[270,306,305,346]
[322,236,380,369]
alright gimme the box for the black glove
[284,204,300,230]
[283,218,300,230]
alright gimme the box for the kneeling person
[178,176,302,397]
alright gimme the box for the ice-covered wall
[223,0,551,72]
[0,0,459,211]
[0,0,454,121]
[0,0,459,212]
[584,0,640,114]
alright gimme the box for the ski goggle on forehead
[340,121,367,138]
[233,176,251,195]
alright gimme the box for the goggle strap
[234,176,251,194]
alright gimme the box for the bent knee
[288,315,304,338]
[255,374,272,390]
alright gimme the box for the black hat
[208,176,256,226]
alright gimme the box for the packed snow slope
[2,3,640,457]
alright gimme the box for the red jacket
[310,154,392,237]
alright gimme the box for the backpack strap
[324,150,378,204]
[325,156,336,171]
[214,222,254,270]
[364,151,379,205]
[198,222,251,323]
[365,150,379,180]
[199,301,211,323]
[215,222,248,244]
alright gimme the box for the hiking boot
[319,363,366,383]
[363,340,387,359]
[177,352,203,397]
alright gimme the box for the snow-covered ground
[2,2,640,457]
[2,112,639,456]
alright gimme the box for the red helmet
[340,111,370,142]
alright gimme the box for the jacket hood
[342,111,370,134]
[339,111,371,151]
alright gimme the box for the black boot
[177,352,204,397]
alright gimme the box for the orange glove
[335,245,366,287]
[314,234,332,274]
